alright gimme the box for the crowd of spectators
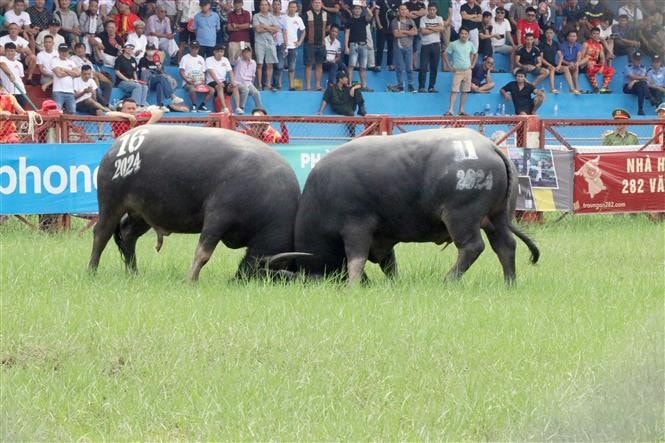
[0,0,661,119]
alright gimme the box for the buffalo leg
[442,217,485,281]
[484,216,517,284]
[187,223,226,281]
[342,226,373,286]
[88,210,124,272]
[115,215,151,273]
[378,249,398,279]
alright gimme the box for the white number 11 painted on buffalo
[116,128,150,157]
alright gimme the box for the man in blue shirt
[623,51,657,116]
[560,29,582,93]
[193,0,221,58]
[647,55,665,107]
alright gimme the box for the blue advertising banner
[0,143,338,215]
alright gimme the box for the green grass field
[1,214,663,441]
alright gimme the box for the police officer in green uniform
[602,108,639,146]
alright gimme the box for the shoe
[198,104,209,112]
[551,89,559,94]
[573,89,582,95]
[171,96,184,104]
[220,108,230,115]
[599,88,611,94]
[370,66,381,72]
[270,86,277,92]
[235,107,244,115]
[418,88,427,93]
[592,87,600,93]
[191,104,197,112]
[428,87,438,93]
[388,65,395,71]
[289,87,296,91]
[638,109,645,116]
[357,104,367,116]
[407,85,415,92]
[387,84,403,92]
[360,86,373,92]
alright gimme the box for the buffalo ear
[261,252,313,270]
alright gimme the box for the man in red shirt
[226,0,252,64]
[579,26,614,92]
[107,98,163,137]
[242,107,289,143]
[516,6,542,46]
[114,0,140,38]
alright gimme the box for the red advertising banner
[574,151,665,214]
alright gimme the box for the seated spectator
[0,86,26,143]
[27,0,55,37]
[96,20,124,67]
[515,7,541,46]
[179,40,213,112]
[500,69,545,115]
[491,7,514,60]
[52,43,81,114]
[36,19,65,52]
[243,107,289,143]
[638,13,665,58]
[145,5,178,60]
[317,70,366,116]
[0,43,30,108]
[54,0,80,46]
[37,35,58,91]
[623,51,657,116]
[582,0,611,28]
[653,102,665,147]
[579,27,614,93]
[113,0,140,38]
[323,24,344,88]
[470,55,495,93]
[560,29,582,94]
[602,108,639,146]
[610,14,640,58]
[115,42,149,106]
[107,98,163,137]
[618,0,643,23]
[647,55,665,107]
[560,0,582,30]
[0,23,37,84]
[79,0,103,58]
[5,0,37,43]
[559,12,590,44]
[74,64,109,115]
[126,20,148,61]
[139,43,183,109]
[69,42,112,106]
[233,46,263,114]
[514,33,549,87]
[205,44,238,114]
[539,26,578,94]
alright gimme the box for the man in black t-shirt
[460,0,481,50]
[114,42,150,106]
[514,32,549,87]
[374,0,400,70]
[500,69,545,115]
[405,0,426,69]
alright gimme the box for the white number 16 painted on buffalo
[116,128,149,157]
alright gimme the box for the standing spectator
[443,27,476,115]
[36,34,57,91]
[0,23,37,84]
[515,6,541,46]
[96,19,123,67]
[205,44,238,114]
[51,43,80,113]
[226,0,251,65]
[404,0,426,70]
[70,42,112,106]
[115,42,149,106]
[610,14,640,58]
[477,11,493,61]
[0,43,29,108]
[417,3,443,93]
[647,55,665,107]
[140,43,183,108]
[514,33,548,87]
[623,51,656,116]
[470,55,495,92]
[321,0,340,30]
[582,0,611,28]
[55,0,81,45]
[253,0,280,91]
[508,0,529,32]
[27,0,55,37]
[602,108,638,146]
[233,46,263,114]
[126,20,148,61]
[579,26,614,93]
[539,26,577,94]
[179,40,213,111]
[79,0,103,58]
[108,98,163,137]
[284,0,305,89]
[36,19,65,52]
[560,12,590,44]
[560,29,582,94]
[193,0,220,58]
[303,0,327,91]
[146,6,178,60]
[323,24,344,87]
[490,7,513,62]
[560,0,581,29]
[374,0,399,71]
[460,0,481,51]
[74,64,109,115]
[270,0,287,90]
[431,0,451,50]
[450,0,464,42]
[345,1,372,92]
[388,3,416,92]
[176,0,200,63]
[500,68,545,115]
[317,70,366,116]
[0,86,25,143]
